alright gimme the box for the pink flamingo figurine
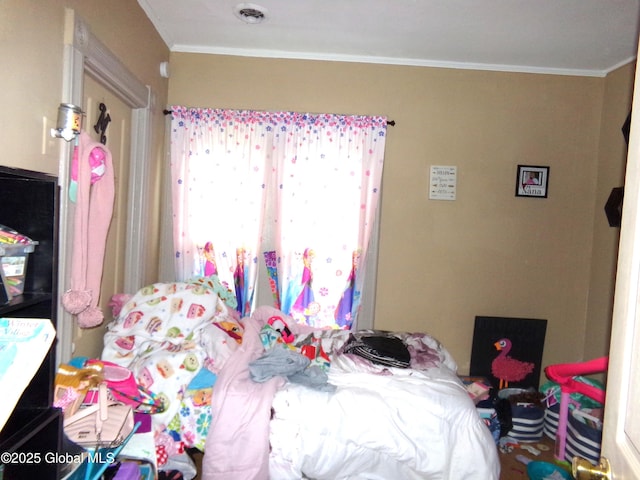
[491,338,534,389]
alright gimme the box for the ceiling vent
[234,3,268,24]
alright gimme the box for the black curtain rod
[163,109,395,126]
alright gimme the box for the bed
[101,278,500,479]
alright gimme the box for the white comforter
[201,305,500,479]
[269,354,500,480]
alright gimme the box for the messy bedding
[102,278,500,479]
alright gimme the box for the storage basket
[564,409,602,465]
[497,388,545,442]
[540,377,603,442]
[543,358,607,463]
[543,402,560,439]
[508,402,545,442]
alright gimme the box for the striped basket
[564,409,602,465]
[508,403,545,443]
[543,402,560,439]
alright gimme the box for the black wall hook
[94,102,111,145]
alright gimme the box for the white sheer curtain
[170,108,387,328]
[269,113,387,328]
[170,107,270,315]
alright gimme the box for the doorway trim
[57,8,153,363]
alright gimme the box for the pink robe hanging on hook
[62,131,115,328]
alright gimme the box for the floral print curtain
[170,107,387,328]
[170,107,269,316]
[269,113,387,329]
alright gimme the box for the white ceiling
[138,0,640,77]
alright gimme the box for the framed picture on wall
[516,165,549,198]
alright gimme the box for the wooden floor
[498,435,572,479]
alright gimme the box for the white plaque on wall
[429,166,457,200]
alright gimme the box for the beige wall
[0,0,169,357]
[168,53,634,378]
[2,0,634,375]
[585,65,635,365]
[1,0,168,176]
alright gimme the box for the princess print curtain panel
[170,107,387,329]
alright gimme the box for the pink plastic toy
[544,356,608,461]
[268,315,295,343]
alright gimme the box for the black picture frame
[516,165,549,198]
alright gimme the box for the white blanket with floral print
[102,277,243,452]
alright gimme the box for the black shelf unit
[0,166,62,479]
